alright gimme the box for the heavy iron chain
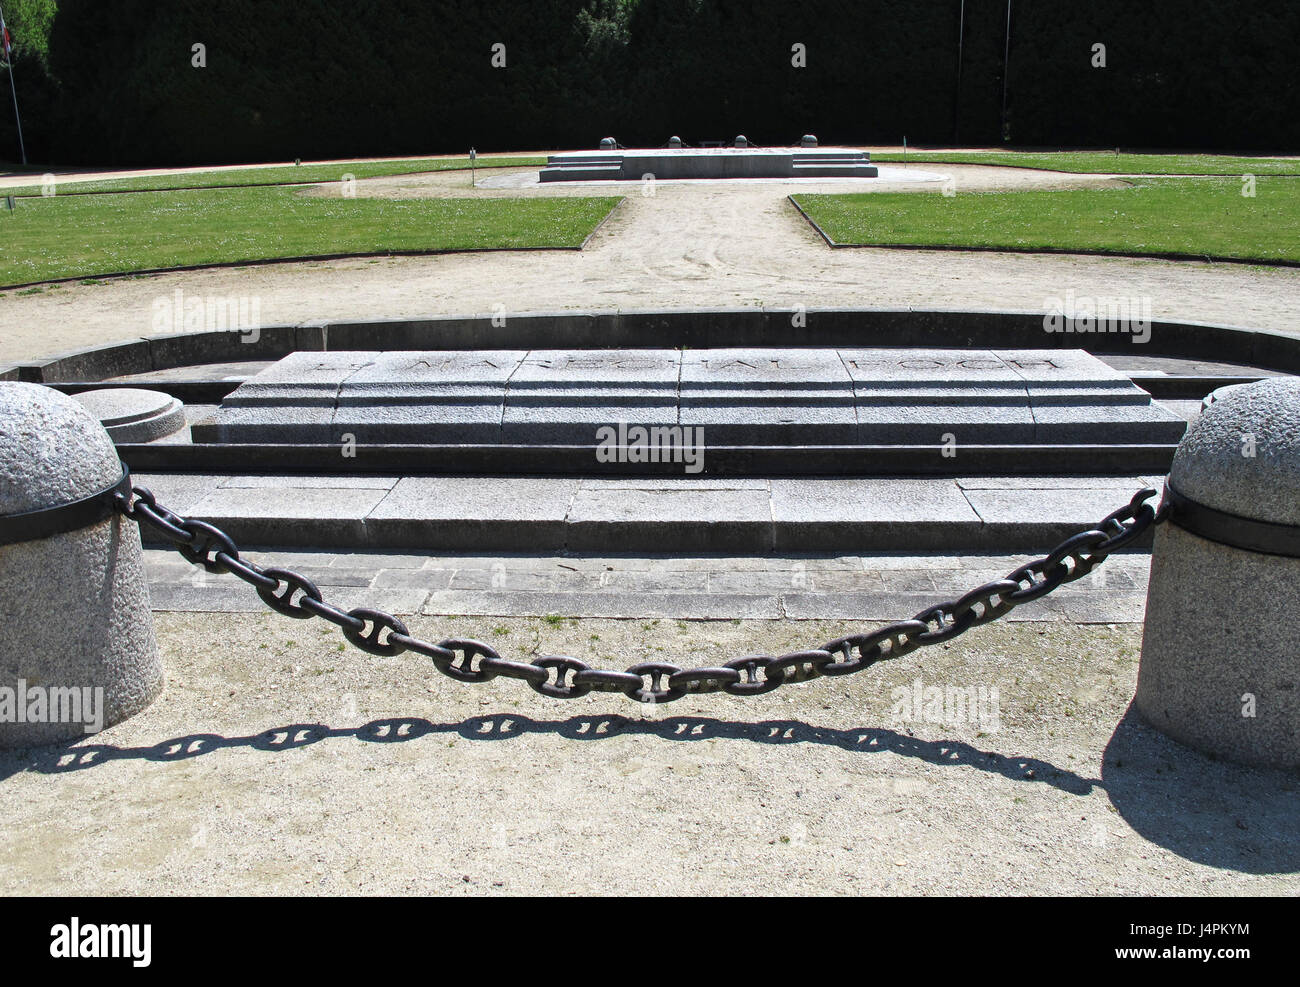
[113,484,1165,704]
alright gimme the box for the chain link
[119,483,1164,704]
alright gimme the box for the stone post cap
[0,382,122,517]
[1169,377,1300,525]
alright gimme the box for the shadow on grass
[3,705,1295,874]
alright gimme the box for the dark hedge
[1,0,1296,166]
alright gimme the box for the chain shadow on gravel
[5,707,1294,874]
[2,712,1095,795]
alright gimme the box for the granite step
[131,472,1166,555]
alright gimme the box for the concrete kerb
[10,309,1300,384]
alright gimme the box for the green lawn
[0,186,621,285]
[2,156,547,197]
[870,150,1300,176]
[793,178,1300,263]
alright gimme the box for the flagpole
[0,2,27,166]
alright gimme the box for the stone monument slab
[193,352,379,443]
[680,349,857,443]
[503,349,680,442]
[194,348,1186,459]
[539,145,879,181]
[335,351,522,443]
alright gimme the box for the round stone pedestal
[72,388,186,443]
[1137,378,1300,767]
[0,382,162,748]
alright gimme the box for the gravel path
[3,164,1298,366]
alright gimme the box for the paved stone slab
[961,486,1148,525]
[422,590,782,620]
[150,583,433,617]
[955,476,1157,490]
[330,551,434,570]
[566,483,773,553]
[185,486,390,545]
[310,587,432,616]
[144,582,267,612]
[132,473,229,516]
[141,548,1152,623]
[782,592,942,621]
[771,478,982,552]
[219,475,400,489]
[129,472,1164,554]
[366,477,578,550]
[578,477,769,490]
[370,568,458,590]
[706,568,884,594]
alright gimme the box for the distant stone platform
[191,348,1185,457]
[538,146,879,181]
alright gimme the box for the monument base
[189,348,1185,475]
[539,147,878,181]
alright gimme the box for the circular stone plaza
[2,135,1299,909]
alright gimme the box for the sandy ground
[1,613,1295,896]
[4,163,1298,366]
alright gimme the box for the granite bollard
[1137,378,1300,767]
[0,382,162,747]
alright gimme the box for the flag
[0,17,11,67]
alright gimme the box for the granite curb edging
[8,308,1300,385]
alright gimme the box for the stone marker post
[0,382,162,747]
[1138,378,1300,767]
